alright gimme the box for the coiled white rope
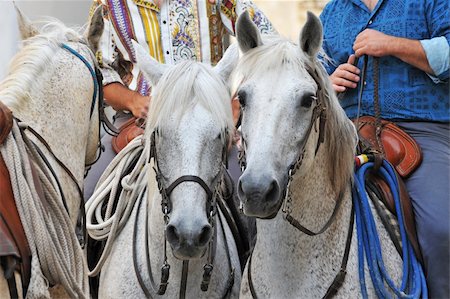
[0,122,89,299]
[85,137,148,276]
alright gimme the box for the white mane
[233,34,356,195]
[0,19,84,111]
[147,60,234,136]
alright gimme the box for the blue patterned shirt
[320,0,449,122]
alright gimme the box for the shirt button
[166,51,170,55]
[163,20,166,24]
[364,81,367,86]
[368,20,373,25]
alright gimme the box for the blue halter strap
[61,43,99,118]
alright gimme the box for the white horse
[234,12,403,298]
[89,41,242,298]
[0,9,103,299]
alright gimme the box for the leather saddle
[0,101,32,297]
[354,116,422,178]
[111,117,145,154]
[0,101,13,145]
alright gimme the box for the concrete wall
[253,0,326,40]
[0,1,92,79]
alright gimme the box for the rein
[132,130,235,297]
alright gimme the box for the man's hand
[330,54,360,93]
[353,29,394,57]
[103,82,150,118]
[129,93,150,119]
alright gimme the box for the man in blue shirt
[320,0,449,297]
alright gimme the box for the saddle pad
[0,153,31,290]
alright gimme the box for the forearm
[388,37,434,75]
[103,82,138,112]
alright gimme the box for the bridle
[132,129,235,298]
[237,64,355,298]
[238,64,329,221]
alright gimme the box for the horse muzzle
[166,222,212,260]
[237,172,283,218]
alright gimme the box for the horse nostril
[266,180,279,202]
[166,224,179,245]
[237,178,246,200]
[197,224,212,247]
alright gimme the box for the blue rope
[61,43,99,118]
[353,159,427,299]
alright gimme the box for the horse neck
[253,143,353,293]
[12,42,96,220]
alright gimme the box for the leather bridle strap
[284,188,345,236]
[165,175,213,200]
[179,260,189,299]
[247,203,355,299]
[322,204,355,298]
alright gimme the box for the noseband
[134,129,229,297]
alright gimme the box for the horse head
[234,11,356,218]
[133,40,238,259]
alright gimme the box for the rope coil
[0,121,89,299]
[352,158,427,299]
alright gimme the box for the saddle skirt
[0,153,32,295]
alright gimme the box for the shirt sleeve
[90,0,123,86]
[424,0,449,81]
[220,0,276,36]
[420,37,449,82]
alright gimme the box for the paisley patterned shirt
[320,0,449,122]
[92,0,274,95]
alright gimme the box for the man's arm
[103,83,149,119]
[91,0,150,118]
[353,29,434,74]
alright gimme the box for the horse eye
[300,94,316,108]
[216,133,222,140]
[238,90,247,107]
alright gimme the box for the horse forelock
[233,34,356,195]
[232,35,309,92]
[0,19,84,111]
[145,60,234,141]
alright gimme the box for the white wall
[0,0,92,79]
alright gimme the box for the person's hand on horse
[353,29,393,58]
[129,93,150,119]
[330,54,360,93]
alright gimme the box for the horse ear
[299,11,323,58]
[85,5,104,54]
[214,43,239,82]
[14,3,39,40]
[236,11,263,53]
[131,40,168,86]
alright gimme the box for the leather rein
[132,130,235,298]
[237,65,355,298]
